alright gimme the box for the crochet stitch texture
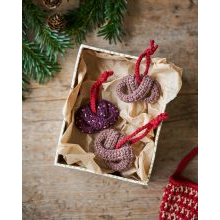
[159,147,198,220]
[75,100,119,134]
[116,74,160,104]
[94,129,134,171]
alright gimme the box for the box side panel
[55,46,84,165]
[54,120,66,165]
[147,105,167,181]
[80,44,138,60]
[70,45,84,89]
[54,162,148,186]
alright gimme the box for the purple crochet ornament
[116,40,161,104]
[75,71,119,134]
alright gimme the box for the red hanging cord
[90,71,114,113]
[172,147,198,178]
[115,113,168,149]
[135,40,158,84]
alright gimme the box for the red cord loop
[172,147,198,178]
[90,71,114,113]
[115,112,168,149]
[135,40,158,84]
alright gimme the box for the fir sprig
[98,0,127,44]
[65,0,127,44]
[36,28,72,62]
[65,0,106,44]
[22,0,72,98]
[22,0,45,34]
[22,0,128,98]
[22,39,60,83]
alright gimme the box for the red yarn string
[172,147,198,178]
[135,40,158,84]
[115,113,168,149]
[90,71,114,113]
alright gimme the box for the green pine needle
[22,0,45,34]
[65,0,127,45]
[22,0,72,98]
[22,0,128,99]
[65,0,106,44]
[36,27,72,62]
[22,39,61,84]
[98,0,127,44]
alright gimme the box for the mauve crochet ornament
[75,71,119,134]
[94,129,134,171]
[116,40,161,104]
[94,113,168,171]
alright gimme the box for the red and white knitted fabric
[159,147,198,220]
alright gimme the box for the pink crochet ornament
[116,40,161,104]
[94,113,168,171]
[75,71,119,134]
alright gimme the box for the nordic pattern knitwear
[159,147,198,220]
[116,40,160,104]
[75,71,119,133]
[75,100,119,134]
[94,129,134,171]
[116,74,160,104]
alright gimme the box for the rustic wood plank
[23,95,197,220]
[23,0,197,219]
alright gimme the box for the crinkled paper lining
[58,49,182,182]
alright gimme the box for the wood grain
[22,0,198,219]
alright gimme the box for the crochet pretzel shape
[94,113,168,171]
[75,71,119,134]
[116,40,161,104]
[94,129,134,171]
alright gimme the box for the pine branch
[22,0,45,34]
[65,0,106,44]
[36,27,72,62]
[98,0,127,44]
[22,39,60,84]
[23,0,72,62]
[22,0,128,99]
[22,0,72,98]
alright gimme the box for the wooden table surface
[22,0,198,219]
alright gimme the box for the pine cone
[46,13,65,32]
[43,0,62,9]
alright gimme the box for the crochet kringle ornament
[94,113,168,171]
[116,40,161,104]
[75,71,119,134]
